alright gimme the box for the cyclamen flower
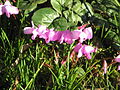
[24,21,39,40]
[44,29,56,43]
[118,65,120,70]
[71,27,93,43]
[53,30,74,44]
[83,27,93,40]
[0,0,19,18]
[114,54,120,71]
[24,21,35,34]
[23,21,94,47]
[37,25,48,39]
[114,54,120,62]
[61,30,73,44]
[74,43,96,59]
[71,30,87,43]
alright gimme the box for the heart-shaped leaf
[32,8,59,27]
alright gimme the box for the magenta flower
[62,30,73,44]
[24,21,39,40]
[114,54,120,62]
[83,27,93,40]
[31,29,39,40]
[0,0,19,18]
[74,43,82,52]
[52,31,62,42]
[79,32,88,43]
[82,45,96,59]
[71,30,87,43]
[71,30,82,41]
[74,43,96,59]
[37,25,48,39]
[114,54,120,71]
[44,29,56,43]
[118,65,120,70]
[24,21,35,34]
[71,27,93,43]
[0,4,4,15]
[53,30,73,44]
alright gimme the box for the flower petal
[83,27,93,39]
[115,54,120,62]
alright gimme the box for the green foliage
[32,8,59,27]
[0,0,120,89]
[18,0,47,13]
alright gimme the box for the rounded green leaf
[52,17,69,31]
[32,8,59,27]
[51,0,62,14]
[18,0,47,13]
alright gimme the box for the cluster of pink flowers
[24,22,96,59]
[0,0,19,18]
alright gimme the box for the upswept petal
[45,29,56,43]
[115,54,120,62]
[71,30,81,40]
[31,29,39,40]
[24,27,34,34]
[82,45,95,59]
[74,43,82,52]
[83,27,93,39]
[63,30,73,44]
[0,5,3,15]
[74,44,96,59]
[79,32,87,43]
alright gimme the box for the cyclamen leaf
[52,17,68,31]
[106,30,120,51]
[64,0,73,9]
[51,0,62,14]
[72,0,81,13]
[82,2,94,16]
[36,0,47,4]
[32,8,59,27]
[18,0,47,13]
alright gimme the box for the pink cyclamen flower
[0,4,4,15]
[37,25,48,39]
[114,54,120,71]
[62,30,74,44]
[72,27,93,43]
[74,43,96,59]
[24,21,39,40]
[114,54,120,62]
[24,21,35,34]
[82,45,96,59]
[118,65,120,70]
[71,30,82,40]
[83,27,93,40]
[53,30,73,44]
[52,31,62,42]
[0,0,19,18]
[79,32,87,43]
[44,28,56,43]
[71,30,87,43]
